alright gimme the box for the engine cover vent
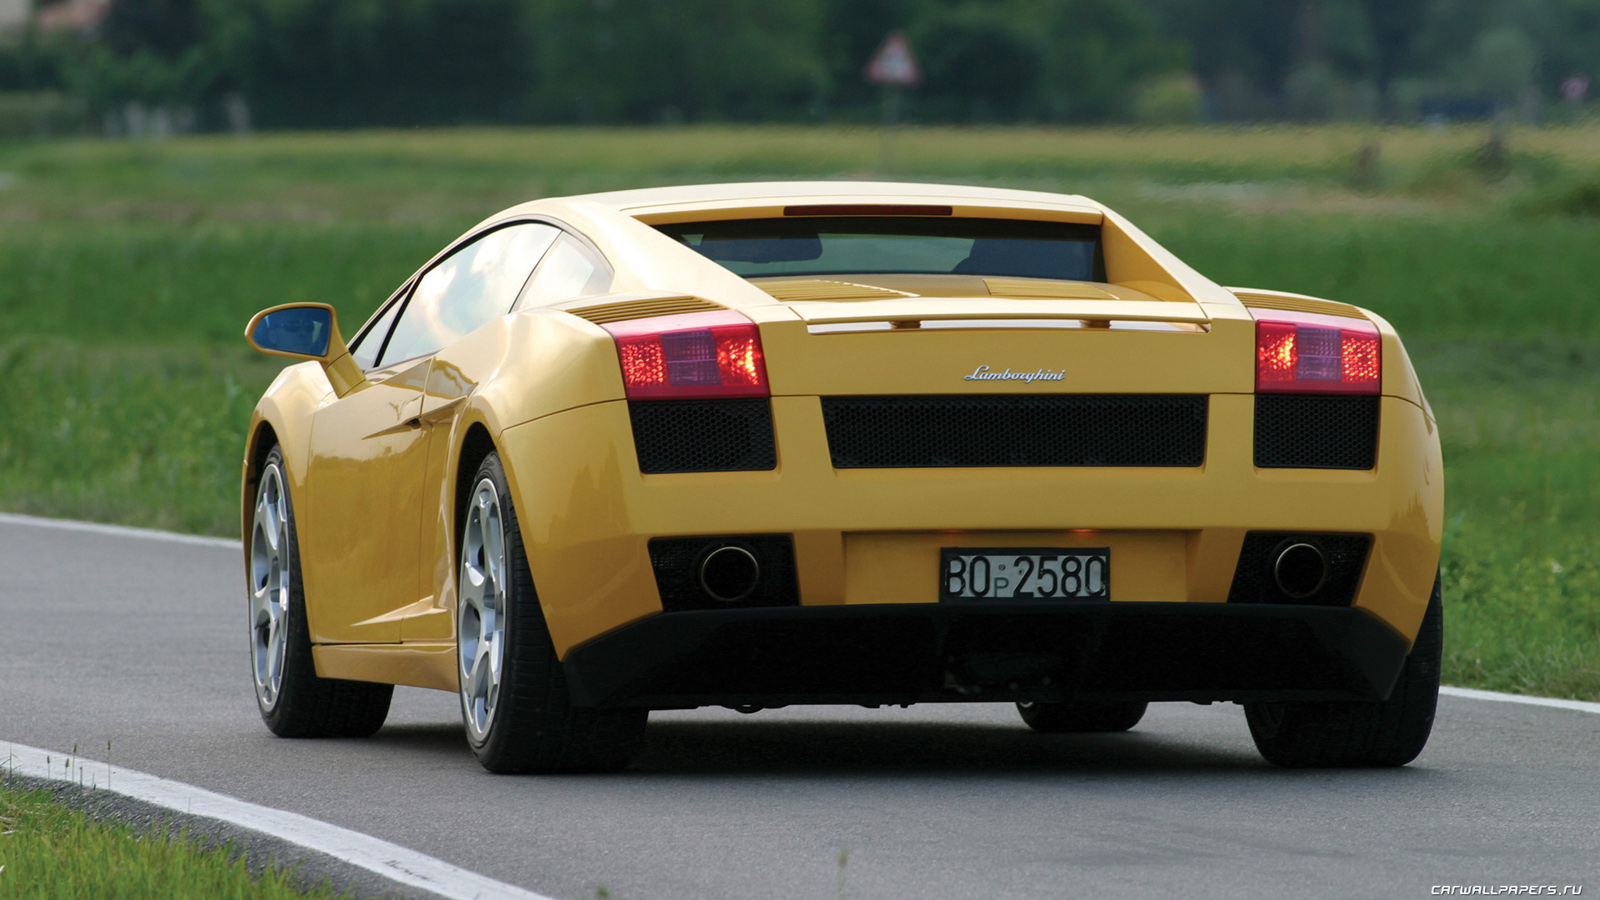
[985,278,1116,300]
[1234,291,1367,320]
[758,280,917,302]
[568,296,724,325]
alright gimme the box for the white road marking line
[2,742,556,900]
[0,512,239,549]
[1439,685,1600,715]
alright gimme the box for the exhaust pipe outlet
[1273,542,1327,599]
[700,545,761,603]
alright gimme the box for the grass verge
[0,781,345,899]
[0,339,274,535]
[1415,337,1600,699]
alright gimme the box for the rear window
[656,217,1103,281]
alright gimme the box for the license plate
[939,547,1110,601]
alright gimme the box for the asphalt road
[1,518,1596,900]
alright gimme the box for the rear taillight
[1254,312,1381,394]
[603,311,769,400]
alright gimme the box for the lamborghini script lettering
[964,365,1067,383]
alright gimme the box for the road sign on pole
[865,31,922,88]
[864,31,920,175]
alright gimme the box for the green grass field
[0,124,1595,699]
[0,781,345,899]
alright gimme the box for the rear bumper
[562,601,1408,710]
[501,392,1442,659]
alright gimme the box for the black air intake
[1254,395,1379,469]
[820,394,1208,468]
[629,399,777,474]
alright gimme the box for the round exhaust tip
[700,546,761,603]
[1273,542,1327,599]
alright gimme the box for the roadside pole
[880,85,902,174]
[864,30,921,177]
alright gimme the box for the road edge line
[2,742,556,900]
[1440,685,1600,715]
[0,512,239,549]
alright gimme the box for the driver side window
[377,222,559,367]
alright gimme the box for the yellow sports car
[242,181,1443,773]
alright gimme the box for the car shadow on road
[363,715,1256,774]
[629,718,1264,775]
[365,716,1452,787]
[366,723,469,758]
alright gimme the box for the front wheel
[457,451,647,774]
[249,446,392,738]
[1245,574,1442,768]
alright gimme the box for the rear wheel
[1245,574,1442,768]
[457,451,647,774]
[1016,700,1148,733]
[249,446,392,738]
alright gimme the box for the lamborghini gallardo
[242,182,1443,772]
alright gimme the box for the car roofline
[489,181,1104,221]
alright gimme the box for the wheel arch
[453,421,500,561]
[449,418,558,638]
[240,369,324,561]
[241,417,280,550]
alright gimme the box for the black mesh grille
[629,399,777,474]
[1254,395,1379,469]
[648,535,801,612]
[1227,532,1372,607]
[820,395,1207,468]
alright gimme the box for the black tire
[250,446,392,738]
[1016,700,1148,733]
[459,452,647,774]
[1245,573,1442,768]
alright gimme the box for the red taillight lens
[603,311,769,399]
[1253,312,1381,394]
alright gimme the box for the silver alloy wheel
[249,462,291,711]
[458,477,508,745]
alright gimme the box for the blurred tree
[1469,25,1540,110]
[834,0,1180,124]
[1140,0,1301,118]
[1131,72,1203,123]
[0,26,64,92]
[208,0,533,128]
[529,0,828,123]
[912,4,1044,121]
[45,0,218,125]
[26,0,1600,129]
[102,0,201,60]
[1034,0,1185,121]
[1361,0,1431,120]
[1513,0,1600,98]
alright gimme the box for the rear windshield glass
[656,217,1103,281]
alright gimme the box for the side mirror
[245,303,368,397]
[247,304,335,359]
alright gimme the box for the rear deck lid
[747,277,1247,397]
[754,276,1210,331]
